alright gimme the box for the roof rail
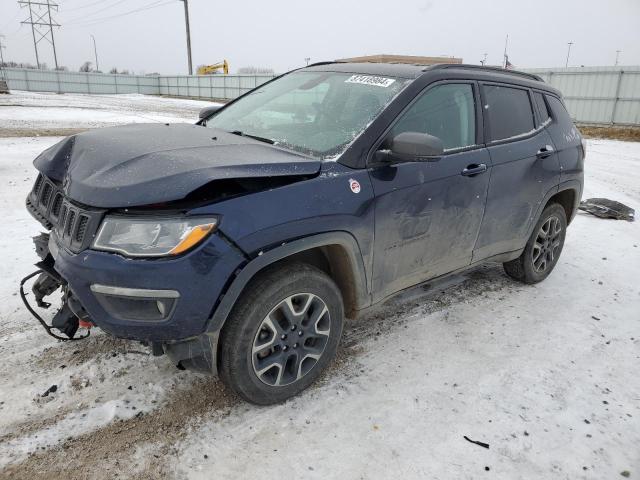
[425,64,544,82]
[306,61,346,68]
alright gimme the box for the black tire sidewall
[219,263,344,405]
[522,203,567,283]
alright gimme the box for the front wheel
[504,203,567,284]
[218,263,344,405]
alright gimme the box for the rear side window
[390,83,476,151]
[546,95,574,128]
[484,85,535,141]
[533,92,550,124]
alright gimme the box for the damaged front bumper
[23,228,247,372]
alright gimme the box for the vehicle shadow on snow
[2,263,521,479]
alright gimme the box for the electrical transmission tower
[18,0,60,69]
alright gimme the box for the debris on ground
[579,198,635,221]
[41,385,58,397]
[463,435,490,449]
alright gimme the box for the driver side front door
[369,81,491,302]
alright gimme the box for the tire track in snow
[1,264,521,479]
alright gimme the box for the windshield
[205,71,408,159]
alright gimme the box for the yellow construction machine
[196,60,229,75]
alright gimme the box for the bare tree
[79,61,93,72]
[237,66,275,74]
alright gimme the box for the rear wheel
[504,203,567,284]
[218,263,344,405]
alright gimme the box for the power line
[64,0,132,24]
[65,0,174,27]
[18,0,60,69]
[64,0,121,13]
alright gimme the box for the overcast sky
[1,0,639,74]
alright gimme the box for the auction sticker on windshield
[345,75,396,88]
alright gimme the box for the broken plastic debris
[463,435,490,449]
[578,198,635,221]
[41,385,58,397]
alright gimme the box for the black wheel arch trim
[205,231,371,334]
[527,181,581,241]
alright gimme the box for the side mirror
[373,132,444,165]
[199,104,222,119]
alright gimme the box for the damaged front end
[20,233,92,341]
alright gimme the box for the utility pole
[0,35,6,66]
[180,0,193,75]
[19,0,60,70]
[502,35,508,69]
[615,50,621,66]
[91,34,99,72]
[565,41,573,68]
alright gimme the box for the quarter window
[390,83,476,151]
[533,92,550,124]
[484,85,535,141]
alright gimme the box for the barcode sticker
[345,75,396,88]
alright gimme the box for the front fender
[205,231,371,333]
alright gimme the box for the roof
[303,61,549,87]
[335,54,463,65]
[304,61,427,79]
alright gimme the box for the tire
[218,262,344,405]
[503,203,567,284]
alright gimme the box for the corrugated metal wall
[3,66,640,125]
[522,66,640,125]
[2,68,275,100]
[158,74,275,100]
[3,68,160,95]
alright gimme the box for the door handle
[461,163,487,176]
[536,145,555,159]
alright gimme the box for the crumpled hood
[34,123,321,208]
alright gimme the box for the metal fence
[158,74,275,100]
[1,67,275,100]
[2,66,640,126]
[522,66,640,126]
[3,68,160,95]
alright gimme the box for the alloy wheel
[251,293,331,387]
[532,215,563,273]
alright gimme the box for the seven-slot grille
[27,173,104,253]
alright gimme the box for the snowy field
[0,91,215,135]
[0,92,638,479]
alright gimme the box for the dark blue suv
[24,62,584,404]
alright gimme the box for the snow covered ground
[0,93,638,479]
[0,91,215,134]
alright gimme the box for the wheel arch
[547,186,579,224]
[206,232,370,334]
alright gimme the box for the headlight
[93,216,218,257]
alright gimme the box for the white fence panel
[523,66,640,125]
[3,66,639,125]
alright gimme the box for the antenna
[18,0,60,69]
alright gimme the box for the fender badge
[349,178,361,194]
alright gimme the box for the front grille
[27,173,105,254]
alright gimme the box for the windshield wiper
[230,130,275,145]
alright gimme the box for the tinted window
[484,85,535,141]
[533,92,550,124]
[546,95,573,128]
[390,83,476,151]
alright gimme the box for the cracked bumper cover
[49,231,247,343]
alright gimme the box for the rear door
[369,81,491,301]
[473,83,560,261]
